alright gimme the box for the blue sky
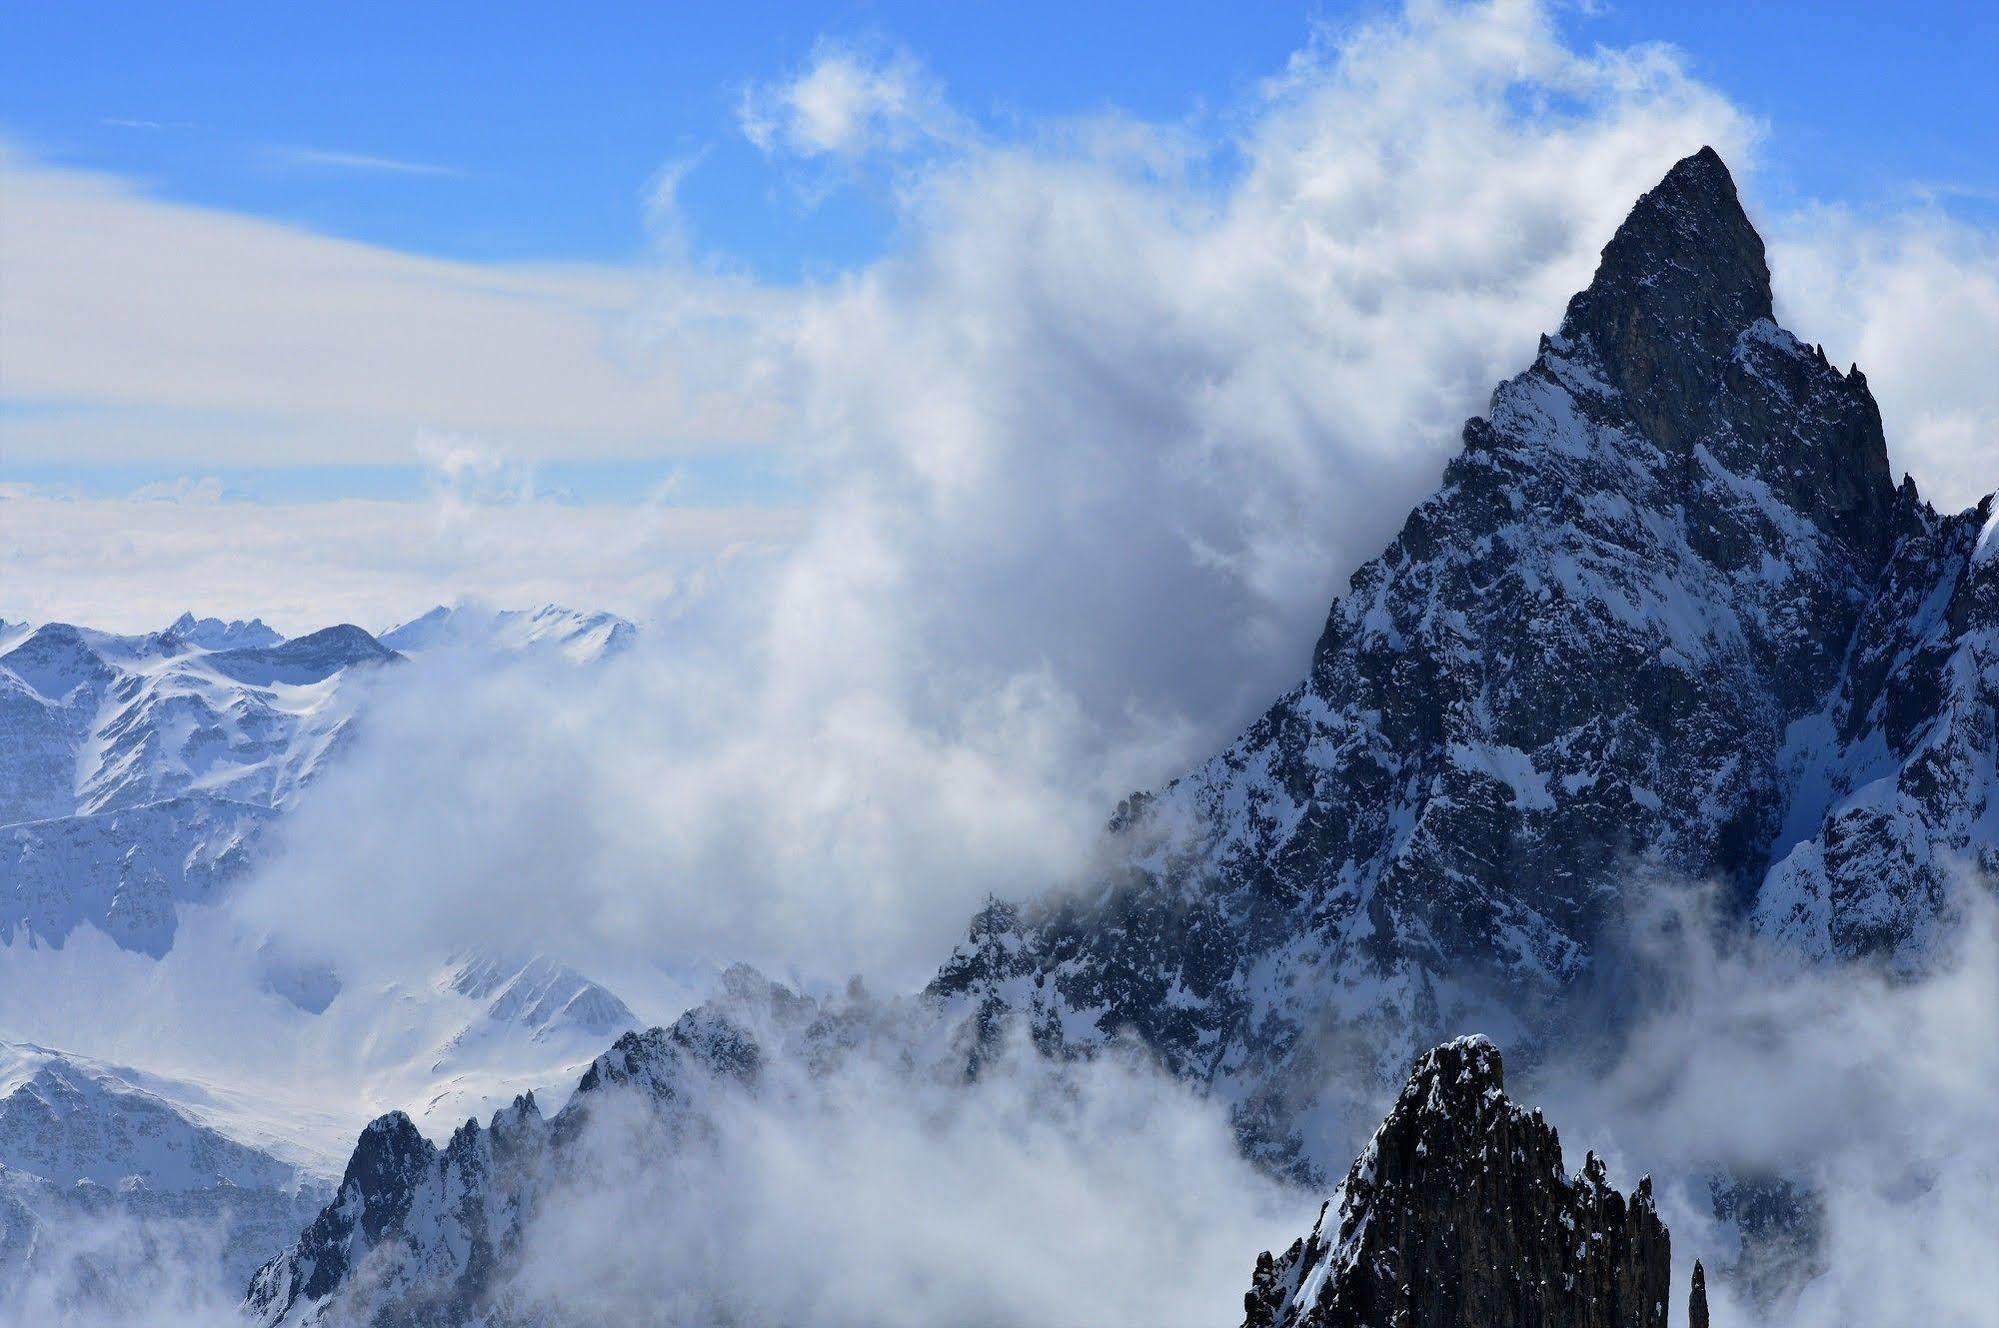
[5,0,1993,277]
[1,0,1994,593]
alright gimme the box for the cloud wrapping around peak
[238,0,1768,991]
[502,1034,1304,1328]
[1536,886,1999,1326]
[5,0,1992,1007]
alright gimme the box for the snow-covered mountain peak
[1975,492,1999,566]
[0,1042,311,1195]
[1539,146,1900,563]
[436,953,638,1052]
[202,624,400,688]
[165,612,285,652]
[382,602,636,663]
[929,147,1995,1171]
[0,623,115,704]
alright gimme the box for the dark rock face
[1242,1037,1670,1328]
[930,147,1993,1169]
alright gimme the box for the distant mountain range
[381,603,635,663]
[0,604,641,1313]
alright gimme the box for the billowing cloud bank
[1536,886,1999,1327]
[240,0,1780,989]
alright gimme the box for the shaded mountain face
[931,147,1993,1168]
[166,612,285,653]
[1242,1037,1669,1328]
[1754,496,1999,959]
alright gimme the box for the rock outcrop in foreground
[1242,1037,1670,1328]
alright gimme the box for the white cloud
[0,1204,245,1328]
[0,143,788,466]
[1534,886,1999,1326]
[508,1033,1306,1328]
[267,146,465,177]
[739,38,963,162]
[125,475,226,505]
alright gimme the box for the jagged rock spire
[1558,146,1774,446]
[1242,1037,1671,1328]
[1550,145,1903,569]
[1689,1258,1710,1328]
[1567,146,1772,332]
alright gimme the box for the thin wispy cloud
[0,143,787,466]
[101,116,196,131]
[270,145,466,177]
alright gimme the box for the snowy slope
[0,1042,317,1194]
[0,618,394,957]
[1755,495,1999,960]
[2,795,275,957]
[0,1042,330,1304]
